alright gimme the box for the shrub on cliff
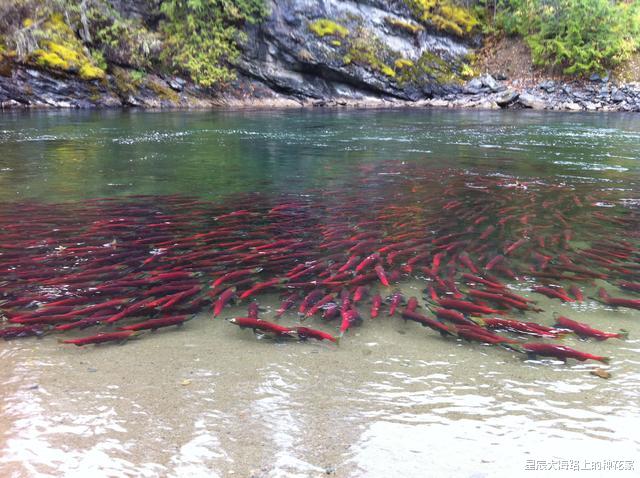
[160,0,267,87]
[495,0,640,75]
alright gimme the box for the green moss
[330,40,342,47]
[23,13,105,80]
[130,70,146,84]
[79,63,105,80]
[33,48,70,70]
[309,19,349,38]
[459,62,475,79]
[381,65,396,77]
[404,0,478,37]
[112,67,137,97]
[385,17,424,35]
[394,58,414,69]
[344,27,397,79]
[47,42,81,64]
[147,78,179,102]
[88,85,102,102]
[397,50,462,85]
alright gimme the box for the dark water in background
[0,109,639,478]
[1,109,639,202]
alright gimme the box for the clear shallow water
[0,109,639,478]
[1,109,639,201]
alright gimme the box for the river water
[0,109,639,478]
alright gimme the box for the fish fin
[526,352,537,361]
[502,343,525,354]
[618,329,629,339]
[599,357,610,364]
[553,333,571,342]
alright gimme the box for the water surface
[0,109,639,478]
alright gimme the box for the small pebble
[590,369,611,379]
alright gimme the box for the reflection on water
[1,109,639,477]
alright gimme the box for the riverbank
[2,63,639,112]
[2,1,640,113]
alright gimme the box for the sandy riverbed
[1,286,639,478]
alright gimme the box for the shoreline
[1,64,639,113]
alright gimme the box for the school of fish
[1,165,638,365]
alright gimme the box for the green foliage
[130,69,146,83]
[90,49,107,70]
[405,0,479,36]
[160,0,268,87]
[309,19,349,38]
[86,2,161,70]
[495,0,640,75]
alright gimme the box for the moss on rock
[344,27,398,78]
[385,17,424,35]
[309,19,349,38]
[26,14,105,80]
[404,0,478,37]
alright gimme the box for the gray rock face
[479,74,501,92]
[236,0,474,101]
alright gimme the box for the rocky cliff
[235,0,476,103]
[0,0,480,108]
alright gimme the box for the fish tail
[599,356,610,364]
[617,329,629,339]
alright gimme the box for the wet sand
[1,288,639,478]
